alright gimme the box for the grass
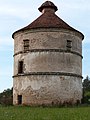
[0,106,90,120]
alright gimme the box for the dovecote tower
[13,1,84,106]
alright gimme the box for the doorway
[18,95,22,105]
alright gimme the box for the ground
[0,106,90,120]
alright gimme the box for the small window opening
[18,61,23,74]
[18,95,22,105]
[23,39,29,51]
[66,40,72,51]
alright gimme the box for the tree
[83,76,90,91]
[82,76,90,104]
[0,88,13,105]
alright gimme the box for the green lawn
[0,106,90,120]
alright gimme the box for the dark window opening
[66,40,72,51]
[23,39,29,51]
[18,61,23,74]
[18,95,22,105]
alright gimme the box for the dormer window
[23,39,29,52]
[66,40,72,51]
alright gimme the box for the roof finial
[38,1,58,13]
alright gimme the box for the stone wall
[14,29,82,54]
[13,75,82,106]
[14,52,82,75]
[13,28,83,106]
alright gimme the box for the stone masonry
[12,1,84,106]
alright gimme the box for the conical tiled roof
[12,1,84,39]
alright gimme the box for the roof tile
[12,1,84,39]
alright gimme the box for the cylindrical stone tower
[13,1,84,106]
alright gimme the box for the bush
[0,88,13,105]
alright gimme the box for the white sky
[0,0,90,92]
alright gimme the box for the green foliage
[0,88,13,105]
[85,91,90,96]
[82,76,90,104]
[0,106,90,120]
[83,76,90,91]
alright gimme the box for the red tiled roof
[12,1,84,39]
[18,12,78,31]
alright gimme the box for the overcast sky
[0,0,90,92]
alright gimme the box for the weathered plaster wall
[13,75,82,105]
[13,29,83,106]
[14,29,82,54]
[14,52,82,75]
